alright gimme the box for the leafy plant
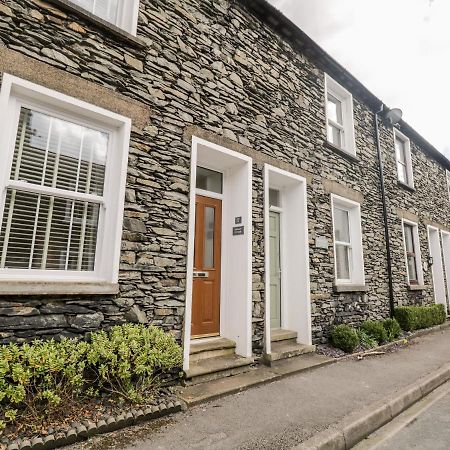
[357,330,377,350]
[383,318,402,341]
[359,320,388,344]
[394,304,446,331]
[331,324,360,353]
[0,324,182,433]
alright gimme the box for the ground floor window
[402,220,423,286]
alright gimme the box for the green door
[270,211,282,329]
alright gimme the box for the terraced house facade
[0,0,449,378]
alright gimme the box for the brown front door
[191,195,222,338]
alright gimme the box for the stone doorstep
[271,328,297,342]
[177,353,334,406]
[184,354,255,386]
[264,342,316,365]
[189,337,236,362]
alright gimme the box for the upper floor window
[394,129,414,188]
[0,74,131,284]
[446,170,450,203]
[325,74,356,156]
[402,220,423,285]
[331,195,364,285]
[69,0,140,35]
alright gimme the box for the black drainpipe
[374,104,395,317]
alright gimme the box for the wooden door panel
[191,195,222,338]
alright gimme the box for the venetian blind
[0,108,108,271]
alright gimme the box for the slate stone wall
[0,0,448,348]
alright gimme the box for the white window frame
[394,129,414,188]
[331,195,365,285]
[0,73,131,284]
[70,0,140,35]
[401,219,424,286]
[324,74,356,156]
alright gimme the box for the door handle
[193,271,209,278]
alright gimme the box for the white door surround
[183,136,252,371]
[263,165,311,356]
[428,226,446,307]
[440,230,450,310]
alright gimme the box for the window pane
[11,108,108,196]
[397,162,408,184]
[196,167,223,194]
[0,190,100,271]
[404,224,415,253]
[334,207,350,243]
[203,206,215,269]
[327,94,343,125]
[70,0,120,25]
[335,244,350,280]
[407,255,418,282]
[327,123,344,148]
[269,189,280,207]
[395,138,406,164]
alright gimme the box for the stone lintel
[0,46,151,130]
[0,281,119,296]
[407,284,430,291]
[184,125,314,184]
[322,180,364,204]
[395,208,419,223]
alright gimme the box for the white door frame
[263,164,311,355]
[440,230,450,310]
[182,136,253,371]
[427,225,446,307]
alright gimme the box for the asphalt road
[65,328,450,450]
[365,384,450,450]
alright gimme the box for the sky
[267,0,450,158]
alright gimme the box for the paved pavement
[66,328,450,450]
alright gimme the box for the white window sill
[333,284,368,293]
[324,141,358,162]
[0,281,119,296]
[397,180,415,192]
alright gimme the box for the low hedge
[0,324,182,433]
[359,321,388,344]
[331,324,360,353]
[394,304,447,332]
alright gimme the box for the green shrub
[394,304,446,331]
[359,320,388,344]
[0,324,182,431]
[383,318,402,341]
[357,330,378,349]
[331,324,360,353]
[87,324,182,402]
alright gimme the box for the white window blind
[0,107,108,272]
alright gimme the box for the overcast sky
[268,0,450,157]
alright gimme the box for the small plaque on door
[233,226,245,236]
[235,216,242,224]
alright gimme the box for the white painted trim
[393,128,414,189]
[118,0,140,36]
[264,164,311,353]
[183,136,252,371]
[427,225,446,306]
[0,74,131,285]
[440,230,450,309]
[401,218,424,286]
[324,73,356,156]
[331,194,365,286]
[195,188,223,200]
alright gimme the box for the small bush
[383,318,402,341]
[0,324,182,431]
[394,304,446,331]
[357,330,378,349]
[331,324,360,353]
[359,320,388,344]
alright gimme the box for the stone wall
[0,0,448,348]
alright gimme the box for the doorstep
[177,352,334,406]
